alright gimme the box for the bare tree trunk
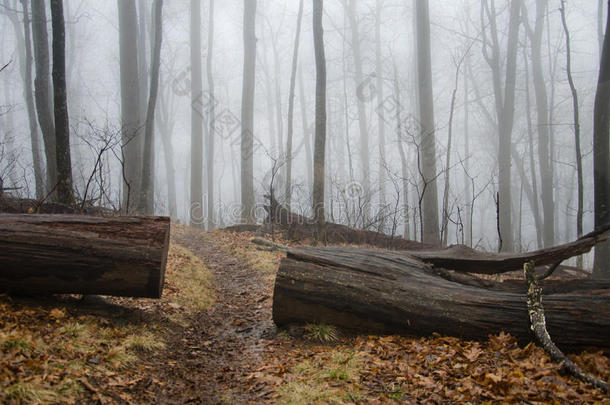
[241,0,257,224]
[138,0,163,215]
[480,0,521,252]
[343,0,370,211]
[498,0,520,253]
[415,0,439,244]
[271,35,284,162]
[559,1,584,251]
[5,0,45,198]
[190,0,204,226]
[156,80,177,219]
[463,48,472,247]
[375,0,386,211]
[285,0,304,210]
[599,0,605,59]
[138,0,149,125]
[261,45,277,153]
[442,61,461,246]
[31,0,57,195]
[593,0,610,279]
[524,0,554,248]
[523,39,544,249]
[206,0,216,230]
[298,67,313,193]
[118,0,142,212]
[50,0,74,205]
[313,0,327,242]
[393,63,409,240]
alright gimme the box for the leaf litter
[1,225,608,404]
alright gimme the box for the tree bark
[156,66,178,220]
[593,0,610,279]
[137,0,149,125]
[375,0,386,213]
[206,0,216,230]
[273,245,610,352]
[138,0,163,215]
[118,0,142,212]
[480,0,521,252]
[313,0,327,242]
[6,0,45,198]
[50,0,74,205]
[523,0,554,248]
[599,0,605,60]
[31,0,58,194]
[415,0,440,244]
[241,0,257,224]
[0,214,169,298]
[522,42,544,250]
[343,0,371,211]
[559,1,583,245]
[393,63,409,240]
[285,0,304,210]
[298,67,313,193]
[190,0,204,226]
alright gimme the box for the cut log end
[0,214,171,298]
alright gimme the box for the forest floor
[1,224,609,404]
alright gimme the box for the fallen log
[402,224,610,275]
[0,214,170,298]
[272,246,610,351]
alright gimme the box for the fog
[0,0,605,259]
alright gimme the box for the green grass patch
[304,323,339,343]
[165,244,215,312]
[1,382,57,403]
[278,349,363,404]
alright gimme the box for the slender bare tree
[342,0,371,211]
[31,0,57,194]
[298,66,313,192]
[559,0,583,244]
[4,0,44,198]
[415,0,440,244]
[285,0,304,210]
[138,0,163,215]
[118,0,142,212]
[313,0,327,242]
[190,0,204,226]
[206,0,216,230]
[480,0,521,251]
[523,0,554,247]
[50,0,74,204]
[241,0,257,224]
[376,0,386,214]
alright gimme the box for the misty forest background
[1,0,609,275]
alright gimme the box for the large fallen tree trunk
[0,214,170,298]
[273,246,610,351]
